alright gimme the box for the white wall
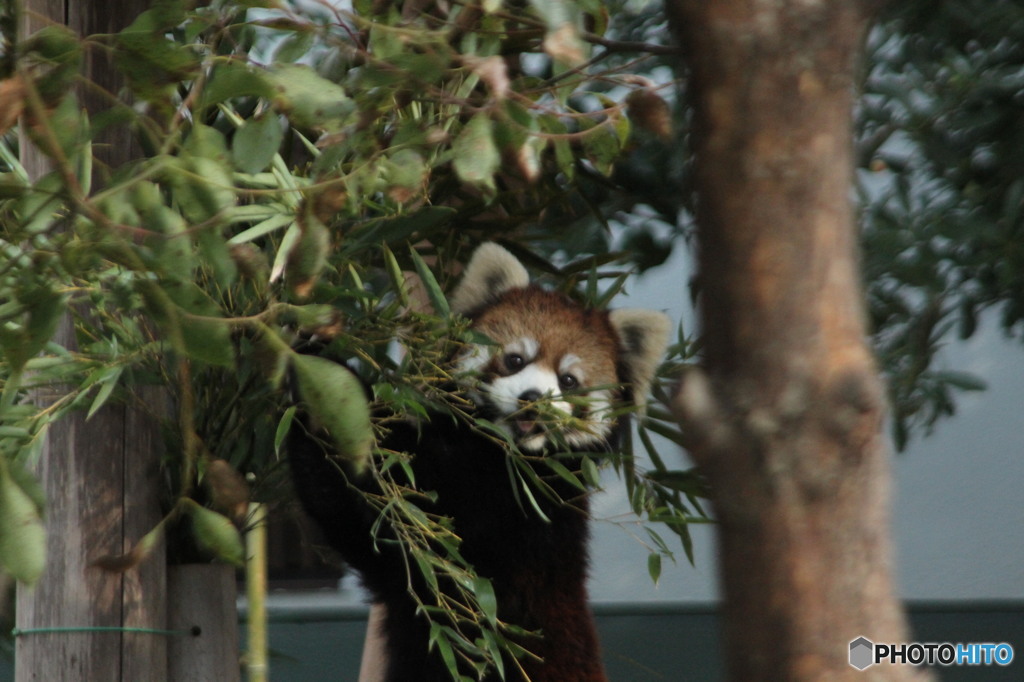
[588,246,1024,603]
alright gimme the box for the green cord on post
[12,626,196,637]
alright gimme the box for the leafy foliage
[859,0,1024,448]
[0,0,700,676]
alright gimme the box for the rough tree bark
[15,2,165,680]
[667,1,923,680]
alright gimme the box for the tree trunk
[15,2,164,680]
[667,2,921,680]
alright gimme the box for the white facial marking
[458,337,618,452]
[456,343,490,374]
[487,365,565,415]
[506,337,539,362]
[559,354,581,374]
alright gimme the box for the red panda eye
[559,374,578,391]
[504,353,525,371]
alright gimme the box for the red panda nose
[518,390,542,404]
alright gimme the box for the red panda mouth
[514,418,541,437]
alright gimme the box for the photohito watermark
[849,636,1015,670]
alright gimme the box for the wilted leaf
[626,88,672,140]
[92,523,164,573]
[528,0,587,69]
[543,22,586,68]
[205,459,250,521]
[464,55,509,101]
[0,77,26,137]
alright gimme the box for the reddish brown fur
[471,288,621,387]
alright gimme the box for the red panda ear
[450,243,530,316]
[608,309,671,409]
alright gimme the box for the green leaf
[934,370,987,392]
[543,458,586,492]
[291,354,374,472]
[114,30,199,102]
[473,576,498,626]
[581,456,601,488]
[184,499,244,567]
[181,315,235,368]
[347,207,457,249]
[452,113,500,192]
[86,366,125,420]
[266,64,355,131]
[136,281,234,367]
[382,149,427,200]
[274,406,297,454]
[228,214,294,245]
[285,214,330,297]
[149,204,195,277]
[0,460,47,585]
[199,60,274,111]
[272,30,315,64]
[25,286,66,357]
[167,155,236,224]
[428,622,459,678]
[647,551,662,585]
[233,114,284,174]
[580,119,622,176]
[21,25,81,102]
[197,225,238,290]
[408,247,449,317]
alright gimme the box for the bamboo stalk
[245,503,269,682]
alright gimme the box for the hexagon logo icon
[849,636,875,670]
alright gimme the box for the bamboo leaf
[184,499,245,567]
[647,551,662,585]
[473,576,498,626]
[266,64,355,131]
[0,460,47,585]
[452,113,499,192]
[233,114,284,174]
[408,247,450,317]
[290,354,374,472]
[274,406,296,453]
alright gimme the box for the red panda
[288,243,670,682]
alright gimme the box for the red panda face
[449,242,671,453]
[456,288,621,452]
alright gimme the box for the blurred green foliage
[3,0,1020,673]
[0,0,699,675]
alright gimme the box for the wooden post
[167,564,240,682]
[15,1,165,680]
